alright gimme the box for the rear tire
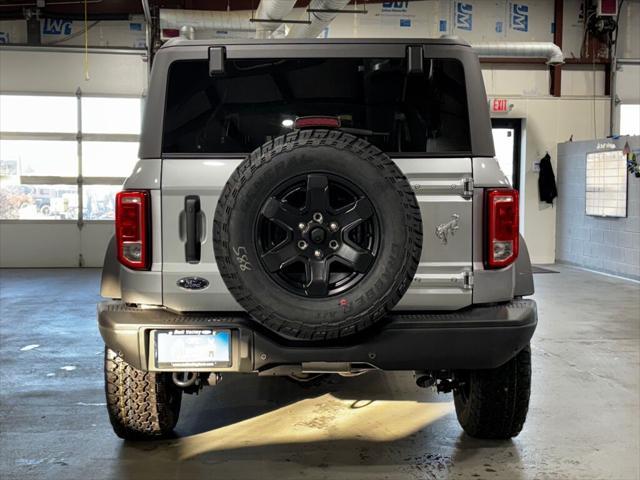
[453,345,531,439]
[104,347,182,440]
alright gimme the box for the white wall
[324,0,557,43]
[482,62,610,264]
[492,96,610,263]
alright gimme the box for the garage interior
[0,1,639,479]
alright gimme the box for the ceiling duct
[472,42,565,65]
[254,0,297,39]
[287,0,350,38]
[160,2,297,40]
[179,25,195,40]
[159,8,254,38]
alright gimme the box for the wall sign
[382,1,409,12]
[585,150,628,218]
[43,18,72,35]
[455,2,473,31]
[509,3,529,32]
[491,98,511,113]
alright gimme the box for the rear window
[162,57,471,155]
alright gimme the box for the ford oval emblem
[177,277,210,291]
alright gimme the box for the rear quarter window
[162,57,471,156]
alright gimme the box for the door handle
[184,195,201,264]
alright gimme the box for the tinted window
[163,58,471,155]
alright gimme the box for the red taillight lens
[115,190,150,270]
[486,189,519,269]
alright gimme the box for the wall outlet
[532,160,541,172]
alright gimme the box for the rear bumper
[97,300,537,372]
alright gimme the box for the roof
[161,37,471,49]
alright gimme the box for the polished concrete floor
[0,266,638,480]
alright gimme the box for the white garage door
[0,50,147,267]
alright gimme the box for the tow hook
[172,371,198,388]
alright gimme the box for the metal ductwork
[179,25,195,40]
[472,42,565,65]
[160,8,254,35]
[287,0,350,39]
[160,2,296,40]
[255,0,297,39]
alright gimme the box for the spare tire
[213,129,422,341]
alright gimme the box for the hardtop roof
[161,37,471,49]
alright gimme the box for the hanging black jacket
[538,153,558,204]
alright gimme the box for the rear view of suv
[99,38,537,441]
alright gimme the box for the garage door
[0,93,142,267]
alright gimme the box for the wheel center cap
[310,227,326,244]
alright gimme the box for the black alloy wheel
[256,173,379,298]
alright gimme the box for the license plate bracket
[154,329,232,369]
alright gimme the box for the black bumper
[98,300,537,372]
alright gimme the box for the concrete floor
[0,266,638,480]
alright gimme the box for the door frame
[491,118,522,191]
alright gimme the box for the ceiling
[0,0,379,18]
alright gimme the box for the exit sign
[491,98,510,113]
[598,0,618,16]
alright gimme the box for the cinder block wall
[556,137,640,280]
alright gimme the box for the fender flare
[100,235,121,299]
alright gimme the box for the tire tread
[454,345,531,439]
[104,347,181,440]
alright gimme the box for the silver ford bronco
[98,38,537,441]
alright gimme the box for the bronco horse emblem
[435,214,460,245]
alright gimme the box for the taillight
[486,188,519,269]
[115,190,150,270]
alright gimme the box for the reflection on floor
[0,265,638,480]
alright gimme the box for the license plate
[154,329,232,368]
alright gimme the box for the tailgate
[393,157,473,310]
[160,157,473,312]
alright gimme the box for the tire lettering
[232,246,253,272]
